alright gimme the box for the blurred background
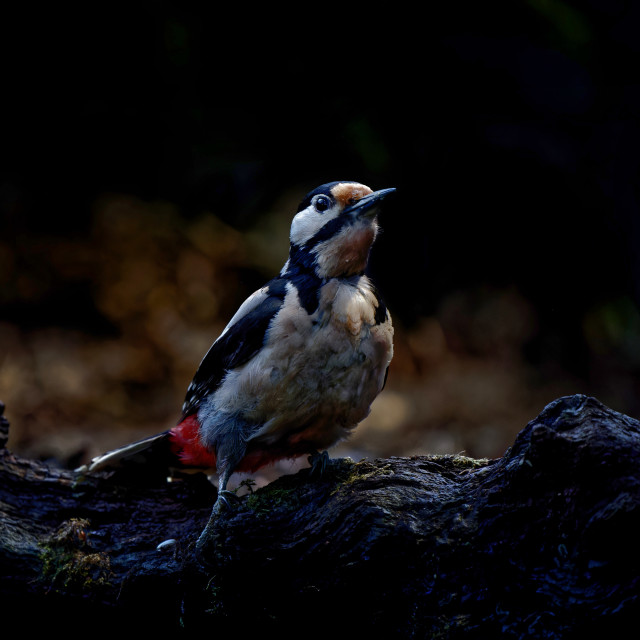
[2,1,640,483]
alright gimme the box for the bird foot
[216,488,242,510]
[308,450,331,477]
[195,489,241,562]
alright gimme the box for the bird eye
[314,195,331,212]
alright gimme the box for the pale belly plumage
[198,276,393,455]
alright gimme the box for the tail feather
[78,431,172,473]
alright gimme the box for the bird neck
[283,253,367,282]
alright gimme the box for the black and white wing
[180,279,288,419]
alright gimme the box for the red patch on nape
[169,415,217,469]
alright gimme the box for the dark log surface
[1,394,639,637]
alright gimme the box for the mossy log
[1,394,639,636]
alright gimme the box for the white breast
[201,277,393,450]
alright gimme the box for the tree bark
[1,394,638,636]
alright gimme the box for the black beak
[344,187,396,218]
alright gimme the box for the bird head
[284,181,396,279]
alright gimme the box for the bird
[84,181,395,551]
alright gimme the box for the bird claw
[216,488,241,510]
[308,450,331,477]
[195,489,241,562]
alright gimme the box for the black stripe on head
[296,181,356,212]
[286,208,364,276]
[302,209,354,249]
[287,241,317,274]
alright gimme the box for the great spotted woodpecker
[85,181,395,550]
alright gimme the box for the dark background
[2,1,640,480]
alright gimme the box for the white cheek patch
[290,206,340,247]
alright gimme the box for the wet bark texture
[1,394,639,637]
